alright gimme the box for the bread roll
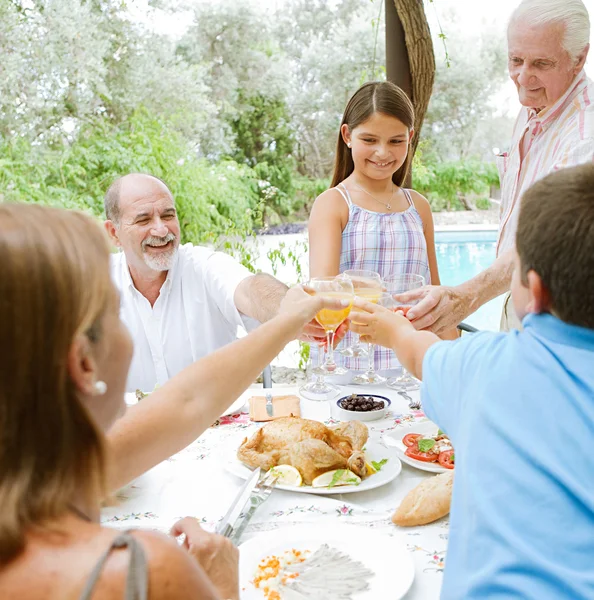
[392,470,454,527]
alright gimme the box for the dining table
[102,383,448,599]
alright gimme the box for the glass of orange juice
[309,276,354,376]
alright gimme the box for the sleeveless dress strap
[402,188,415,207]
[334,183,353,207]
[79,532,148,600]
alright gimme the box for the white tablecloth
[102,384,447,599]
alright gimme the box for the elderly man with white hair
[399,0,594,333]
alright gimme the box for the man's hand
[299,318,348,347]
[349,299,413,349]
[395,285,471,335]
[170,517,239,600]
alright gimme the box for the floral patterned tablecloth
[102,385,447,599]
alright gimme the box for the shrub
[0,109,263,244]
[413,156,499,212]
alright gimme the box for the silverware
[265,392,274,417]
[397,390,421,411]
[216,467,261,538]
[230,471,277,545]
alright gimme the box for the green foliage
[413,153,499,212]
[0,110,262,244]
[229,91,297,219]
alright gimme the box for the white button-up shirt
[497,71,594,256]
[111,243,252,392]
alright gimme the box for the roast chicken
[237,417,369,484]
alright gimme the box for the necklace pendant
[386,203,391,210]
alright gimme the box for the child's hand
[350,298,413,349]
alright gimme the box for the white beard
[141,234,178,272]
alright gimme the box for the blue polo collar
[523,313,594,351]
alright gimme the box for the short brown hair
[516,164,594,329]
[0,203,112,562]
[331,81,415,188]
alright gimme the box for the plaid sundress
[336,183,431,372]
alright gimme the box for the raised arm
[106,288,348,491]
[234,272,288,323]
[349,300,440,379]
[398,248,515,335]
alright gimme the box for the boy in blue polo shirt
[352,164,594,599]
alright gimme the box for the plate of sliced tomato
[383,420,454,474]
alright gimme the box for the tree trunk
[386,1,435,182]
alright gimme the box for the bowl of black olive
[334,394,391,421]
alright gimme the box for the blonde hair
[0,203,112,562]
[509,0,590,60]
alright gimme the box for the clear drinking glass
[299,341,340,401]
[340,270,383,358]
[308,276,354,376]
[383,273,425,391]
[347,271,385,386]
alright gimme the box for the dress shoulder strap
[79,532,148,600]
[334,183,353,207]
[402,188,415,207]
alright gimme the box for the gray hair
[509,0,590,60]
[104,178,122,224]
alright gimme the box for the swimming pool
[435,229,504,331]
[251,228,505,332]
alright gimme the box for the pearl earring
[94,380,107,396]
[347,142,352,148]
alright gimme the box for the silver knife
[216,467,261,538]
[265,392,274,417]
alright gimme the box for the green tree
[422,17,512,161]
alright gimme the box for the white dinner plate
[383,420,451,474]
[226,438,401,495]
[239,524,415,599]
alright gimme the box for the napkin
[249,395,301,422]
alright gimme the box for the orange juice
[350,287,381,324]
[355,288,381,303]
[314,292,353,331]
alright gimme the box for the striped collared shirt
[497,71,594,256]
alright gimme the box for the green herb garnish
[437,429,444,436]
[418,438,436,453]
[371,459,389,471]
[328,469,346,488]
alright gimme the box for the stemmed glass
[340,270,383,358]
[384,274,425,391]
[299,341,340,401]
[309,276,354,376]
[349,272,385,386]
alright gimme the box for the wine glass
[384,274,425,391]
[299,341,340,401]
[309,276,354,376]
[348,272,385,386]
[340,270,383,358]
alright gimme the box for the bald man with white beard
[104,173,325,392]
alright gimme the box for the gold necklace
[351,181,395,210]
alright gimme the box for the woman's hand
[279,284,351,344]
[349,299,413,349]
[170,518,239,600]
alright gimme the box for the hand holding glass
[383,274,425,391]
